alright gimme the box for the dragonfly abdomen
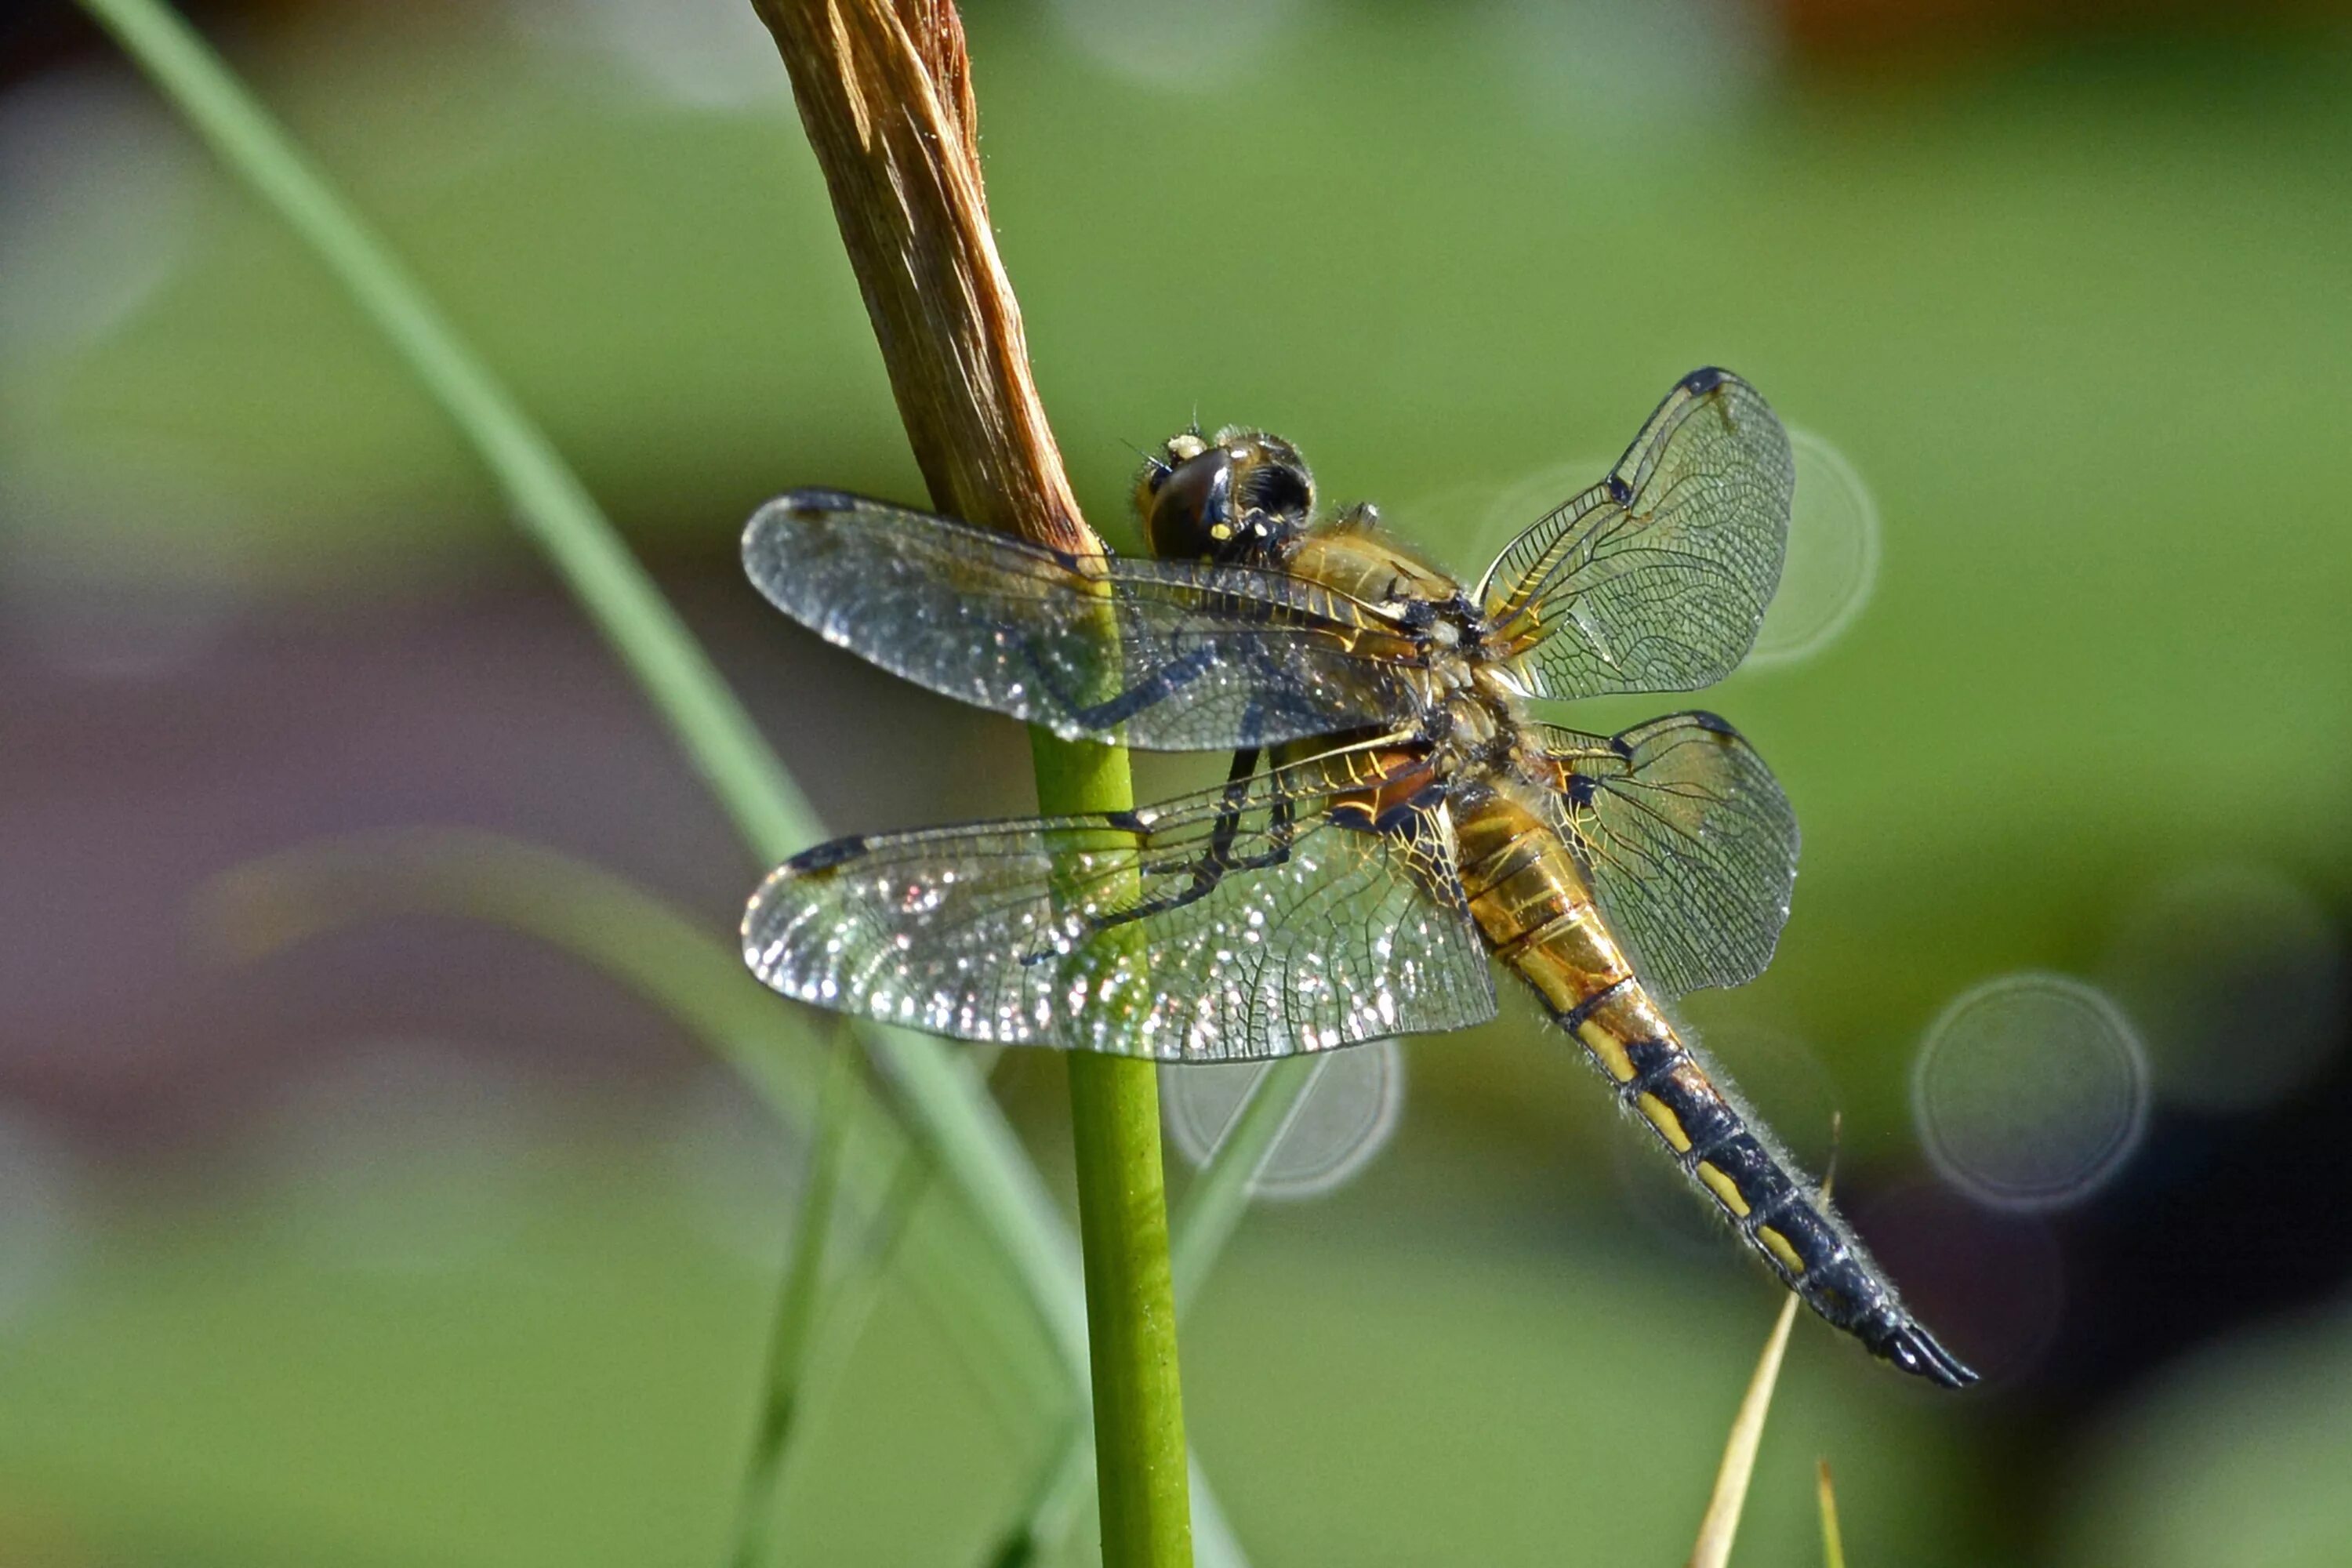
[1453,791,1976,1388]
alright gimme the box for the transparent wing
[742,745,1499,1061]
[1475,368,1794,699]
[1535,712,1799,998]
[743,490,1426,751]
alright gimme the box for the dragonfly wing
[1536,712,1799,998]
[742,745,1499,1061]
[743,489,1425,751]
[1475,369,1793,699]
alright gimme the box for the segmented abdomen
[1453,791,1973,1386]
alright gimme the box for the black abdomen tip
[1873,1319,1980,1389]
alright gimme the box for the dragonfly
[739,368,1975,1388]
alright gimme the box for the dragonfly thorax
[1416,641,1533,782]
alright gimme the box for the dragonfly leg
[1080,746,1300,937]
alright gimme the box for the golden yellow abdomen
[1455,790,1913,1341]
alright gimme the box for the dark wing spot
[1679,365,1729,394]
[1372,783,1451,835]
[1606,474,1634,506]
[1686,710,1737,737]
[786,834,869,874]
[1105,809,1149,833]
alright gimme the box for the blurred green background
[2,0,2350,1563]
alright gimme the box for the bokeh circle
[1746,428,1881,666]
[1912,973,2149,1213]
[1163,1040,1404,1200]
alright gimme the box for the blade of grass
[784,1132,943,1447]
[1688,1290,1802,1568]
[1817,1459,1847,1568]
[205,831,1253,1563]
[74,0,1130,1543]
[197,831,1065,1431]
[760,1037,1007,1495]
[1168,1059,1324,1298]
[91,3,1239,1558]
[730,1034,857,1568]
[72,0,1086,1371]
[79,0,797,859]
[1690,1143,1839,1568]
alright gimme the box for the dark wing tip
[744,487,862,535]
[775,486,862,515]
[784,834,869,874]
[742,488,864,571]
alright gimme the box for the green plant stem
[751,0,1206,1553]
[753,0,1196,1550]
[1004,1056,1320,1563]
[1031,733,1192,1566]
[1065,1053,1185,1558]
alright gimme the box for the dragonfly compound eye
[1140,430,1315,562]
[1141,442,1240,560]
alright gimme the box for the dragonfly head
[1135,426,1313,564]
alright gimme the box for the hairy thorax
[1281,523,1537,782]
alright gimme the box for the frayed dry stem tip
[749,0,1091,556]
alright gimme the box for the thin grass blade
[1687,1290,1802,1568]
[1817,1458,1847,1568]
[730,1034,858,1568]
[196,832,1066,1425]
[70,0,1099,1425]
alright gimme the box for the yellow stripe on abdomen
[1454,792,1926,1359]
